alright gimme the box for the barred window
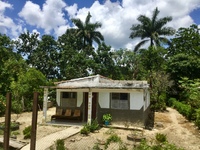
[111,93,129,109]
[61,92,77,107]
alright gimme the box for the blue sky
[1,0,200,49]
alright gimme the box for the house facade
[42,74,150,127]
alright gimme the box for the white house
[42,74,150,127]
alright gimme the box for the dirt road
[145,107,200,150]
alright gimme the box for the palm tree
[71,12,104,49]
[129,7,175,52]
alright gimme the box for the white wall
[99,92,110,108]
[130,92,143,110]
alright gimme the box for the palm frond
[85,12,92,25]
[152,7,160,26]
[134,39,149,52]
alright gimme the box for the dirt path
[146,107,200,150]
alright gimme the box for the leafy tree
[139,47,167,73]
[11,68,47,111]
[150,71,173,111]
[15,31,39,66]
[167,25,200,100]
[178,78,200,109]
[167,53,200,82]
[57,30,90,79]
[33,35,59,79]
[168,24,200,56]
[93,43,122,79]
[0,34,25,95]
[112,49,141,80]
[130,7,175,51]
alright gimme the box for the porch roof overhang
[40,74,149,90]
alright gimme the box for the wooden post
[30,92,39,150]
[4,93,12,150]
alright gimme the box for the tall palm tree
[129,7,175,52]
[71,12,104,49]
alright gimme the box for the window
[111,93,129,109]
[61,92,77,107]
[62,92,76,98]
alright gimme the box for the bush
[104,134,121,149]
[135,135,184,150]
[55,139,65,150]
[155,133,167,143]
[172,100,192,120]
[167,97,177,107]
[80,124,90,135]
[23,125,31,139]
[12,100,23,114]
[80,119,100,135]
[195,108,200,129]
[0,95,6,116]
[90,119,100,132]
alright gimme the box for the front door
[84,93,98,121]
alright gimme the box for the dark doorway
[84,93,98,121]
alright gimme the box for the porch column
[87,91,92,125]
[43,88,48,123]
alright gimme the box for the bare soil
[62,107,200,150]
[0,107,200,150]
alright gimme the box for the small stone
[70,139,75,142]
[155,122,164,128]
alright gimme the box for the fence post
[4,93,12,150]
[30,92,39,150]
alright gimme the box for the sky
[1,0,200,50]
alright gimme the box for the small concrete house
[42,74,150,127]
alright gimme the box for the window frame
[61,92,77,107]
[110,93,130,110]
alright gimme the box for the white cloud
[0,1,22,37]
[65,3,78,18]
[19,0,67,34]
[76,0,200,50]
[4,0,200,50]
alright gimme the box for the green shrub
[0,95,6,116]
[80,119,100,135]
[195,108,200,129]
[80,124,90,135]
[168,97,177,107]
[92,144,101,150]
[135,135,184,150]
[90,119,99,132]
[155,133,167,143]
[23,125,31,139]
[173,100,192,120]
[55,139,65,150]
[12,100,23,114]
[104,134,121,149]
